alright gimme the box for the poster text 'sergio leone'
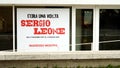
[21,14,65,35]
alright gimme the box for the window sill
[0,51,119,60]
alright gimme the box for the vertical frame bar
[92,6,99,51]
[71,6,76,51]
[12,5,15,52]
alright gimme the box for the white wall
[0,0,12,5]
[0,0,120,5]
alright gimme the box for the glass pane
[0,7,13,51]
[76,9,93,51]
[100,9,120,50]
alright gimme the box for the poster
[17,8,70,52]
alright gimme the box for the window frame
[0,6,14,52]
[98,5,120,51]
[72,6,99,51]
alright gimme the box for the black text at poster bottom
[29,44,57,47]
[26,36,59,38]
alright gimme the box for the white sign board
[17,8,70,52]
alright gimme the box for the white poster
[17,8,70,52]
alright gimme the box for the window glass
[100,9,120,50]
[0,6,13,51]
[76,9,93,51]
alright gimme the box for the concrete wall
[0,59,120,68]
[0,51,120,60]
[0,51,120,68]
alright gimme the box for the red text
[34,28,65,35]
[21,20,50,27]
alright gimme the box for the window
[100,9,120,50]
[0,6,13,51]
[76,9,93,51]
[1,6,120,52]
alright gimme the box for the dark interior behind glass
[76,9,93,50]
[0,6,13,51]
[100,9,120,50]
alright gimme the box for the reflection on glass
[0,17,4,32]
[76,9,93,51]
[100,9,120,50]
